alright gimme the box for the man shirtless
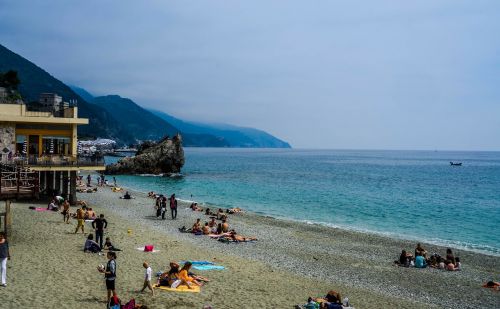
[74,206,86,234]
[61,200,70,223]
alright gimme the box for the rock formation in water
[105,134,184,175]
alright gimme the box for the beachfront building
[0,90,105,204]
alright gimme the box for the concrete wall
[0,123,15,163]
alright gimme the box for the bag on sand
[144,245,154,252]
[108,295,121,309]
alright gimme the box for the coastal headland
[3,185,499,308]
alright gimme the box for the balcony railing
[6,155,105,167]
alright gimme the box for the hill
[0,44,290,148]
[150,109,292,148]
[0,44,131,142]
[91,95,228,147]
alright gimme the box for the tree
[0,70,21,90]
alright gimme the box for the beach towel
[122,298,136,309]
[180,260,214,265]
[154,285,201,293]
[193,265,225,271]
[136,246,160,253]
[30,207,49,212]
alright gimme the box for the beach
[2,186,499,308]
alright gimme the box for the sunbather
[177,262,202,289]
[104,237,121,251]
[158,262,180,287]
[192,219,202,233]
[202,223,210,235]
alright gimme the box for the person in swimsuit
[74,206,86,234]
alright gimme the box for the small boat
[450,162,462,166]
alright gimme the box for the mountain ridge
[0,43,291,148]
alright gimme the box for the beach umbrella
[22,140,27,154]
[49,139,54,154]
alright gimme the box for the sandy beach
[2,184,499,309]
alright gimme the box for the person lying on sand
[226,207,243,214]
[218,231,257,242]
[482,281,500,290]
[205,208,215,216]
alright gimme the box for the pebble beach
[2,185,499,308]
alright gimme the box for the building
[0,91,105,204]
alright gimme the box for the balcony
[4,155,106,171]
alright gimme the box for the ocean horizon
[105,148,500,256]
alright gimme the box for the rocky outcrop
[105,135,184,175]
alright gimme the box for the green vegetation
[0,44,290,148]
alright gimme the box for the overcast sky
[1,0,499,150]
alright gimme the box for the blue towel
[192,265,225,271]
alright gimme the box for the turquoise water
[106,149,500,256]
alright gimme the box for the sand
[1,184,499,309]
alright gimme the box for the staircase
[0,163,39,200]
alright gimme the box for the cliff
[105,135,185,175]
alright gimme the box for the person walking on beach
[87,174,91,186]
[160,196,167,220]
[0,232,11,287]
[74,206,86,234]
[113,177,117,187]
[99,251,117,305]
[92,214,108,249]
[62,199,70,223]
[140,262,154,296]
[170,194,178,220]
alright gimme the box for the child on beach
[104,237,121,251]
[140,262,154,296]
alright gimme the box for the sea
[105,148,500,256]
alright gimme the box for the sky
[0,0,499,150]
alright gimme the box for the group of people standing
[154,194,178,220]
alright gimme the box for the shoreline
[117,178,500,258]
[82,181,499,308]
[4,178,498,308]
